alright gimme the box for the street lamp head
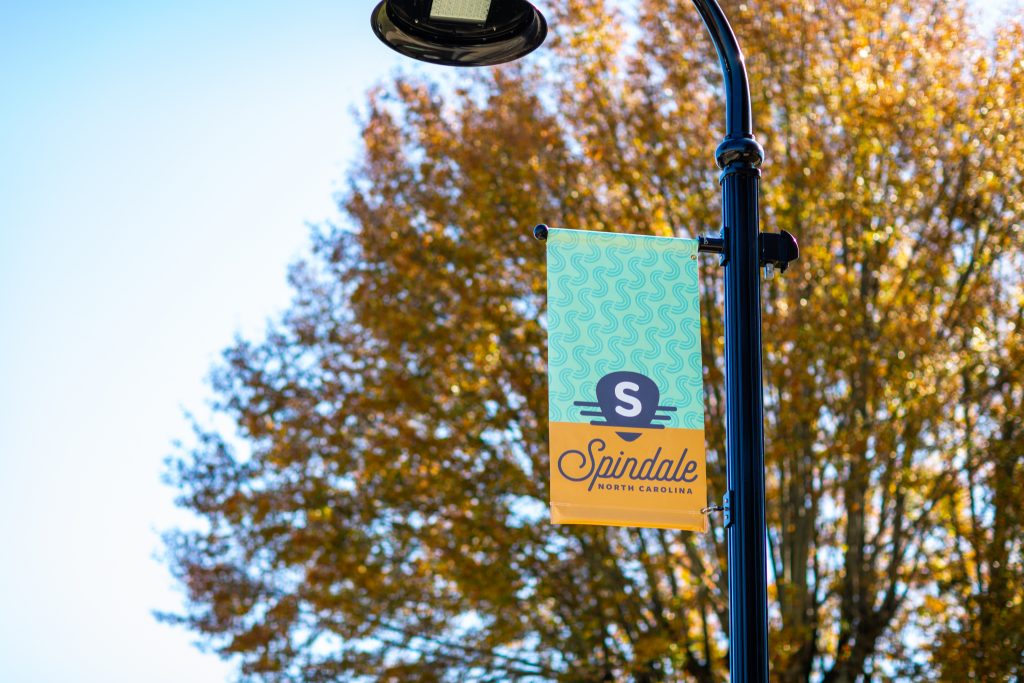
[371,0,547,67]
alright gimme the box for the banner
[546,229,707,531]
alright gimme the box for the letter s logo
[614,381,643,417]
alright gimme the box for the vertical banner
[546,229,707,531]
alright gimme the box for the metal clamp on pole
[696,233,725,255]
[759,230,799,274]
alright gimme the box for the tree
[162,1,1024,680]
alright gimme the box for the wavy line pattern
[546,229,704,429]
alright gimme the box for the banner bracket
[698,230,728,266]
[535,223,726,256]
[535,225,798,275]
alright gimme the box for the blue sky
[0,1,1009,682]
[0,2,410,681]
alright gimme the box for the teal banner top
[546,228,704,429]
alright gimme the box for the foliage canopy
[163,1,1024,680]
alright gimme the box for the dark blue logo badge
[573,371,677,442]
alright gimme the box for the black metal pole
[689,1,770,680]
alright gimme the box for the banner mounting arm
[533,225,797,273]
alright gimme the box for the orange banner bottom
[549,421,708,531]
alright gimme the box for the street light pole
[689,2,771,680]
[370,1,790,680]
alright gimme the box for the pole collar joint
[716,136,764,173]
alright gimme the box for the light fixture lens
[371,0,547,67]
[430,0,491,24]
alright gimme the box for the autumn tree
[162,1,1024,680]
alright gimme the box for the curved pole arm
[690,0,763,169]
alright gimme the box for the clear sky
[0,2,410,681]
[0,1,1009,682]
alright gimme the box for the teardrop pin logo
[573,371,677,442]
